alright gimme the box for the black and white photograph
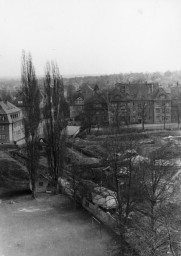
[0,0,181,255]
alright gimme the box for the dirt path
[0,193,112,256]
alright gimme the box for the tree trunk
[52,177,59,194]
[178,114,180,128]
[73,193,77,210]
[164,117,166,129]
[142,120,145,131]
[125,164,132,222]
[31,178,37,199]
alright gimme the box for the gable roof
[86,92,107,105]
[72,92,84,102]
[109,83,155,102]
[152,87,171,100]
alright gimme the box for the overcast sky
[0,0,181,78]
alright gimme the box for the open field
[0,147,114,256]
[0,193,113,256]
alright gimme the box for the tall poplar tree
[43,62,67,194]
[21,51,41,198]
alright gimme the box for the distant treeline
[63,70,181,90]
[1,70,181,93]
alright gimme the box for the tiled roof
[86,92,107,104]
[0,101,21,115]
[109,83,153,101]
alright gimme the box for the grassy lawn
[0,193,113,256]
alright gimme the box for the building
[108,83,157,125]
[108,83,172,126]
[0,100,24,143]
[152,87,171,124]
[170,83,181,124]
[69,92,85,124]
[30,174,49,193]
[70,82,173,127]
[88,94,108,126]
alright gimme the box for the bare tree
[63,159,84,210]
[175,103,181,128]
[21,51,41,199]
[172,95,181,128]
[108,102,123,132]
[0,88,13,102]
[161,101,167,130]
[66,84,76,103]
[103,134,142,255]
[138,100,149,131]
[104,134,180,256]
[129,149,180,256]
[43,62,67,194]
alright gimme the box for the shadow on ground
[0,187,31,200]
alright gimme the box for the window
[165,108,170,114]
[160,95,166,100]
[111,103,117,108]
[156,108,160,113]
[39,181,44,187]
[94,103,101,108]
[162,107,170,114]
[0,126,5,130]
[120,85,126,93]
[0,135,5,140]
[103,115,107,121]
[138,103,142,109]
[0,116,5,121]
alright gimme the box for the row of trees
[21,51,67,198]
[65,71,181,91]
[104,137,180,255]
[65,134,181,255]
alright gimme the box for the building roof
[63,126,81,137]
[86,92,107,105]
[152,87,171,100]
[109,83,165,102]
[72,91,84,102]
[67,147,100,166]
[0,101,21,115]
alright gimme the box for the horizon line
[0,69,181,80]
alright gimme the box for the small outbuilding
[30,174,50,193]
